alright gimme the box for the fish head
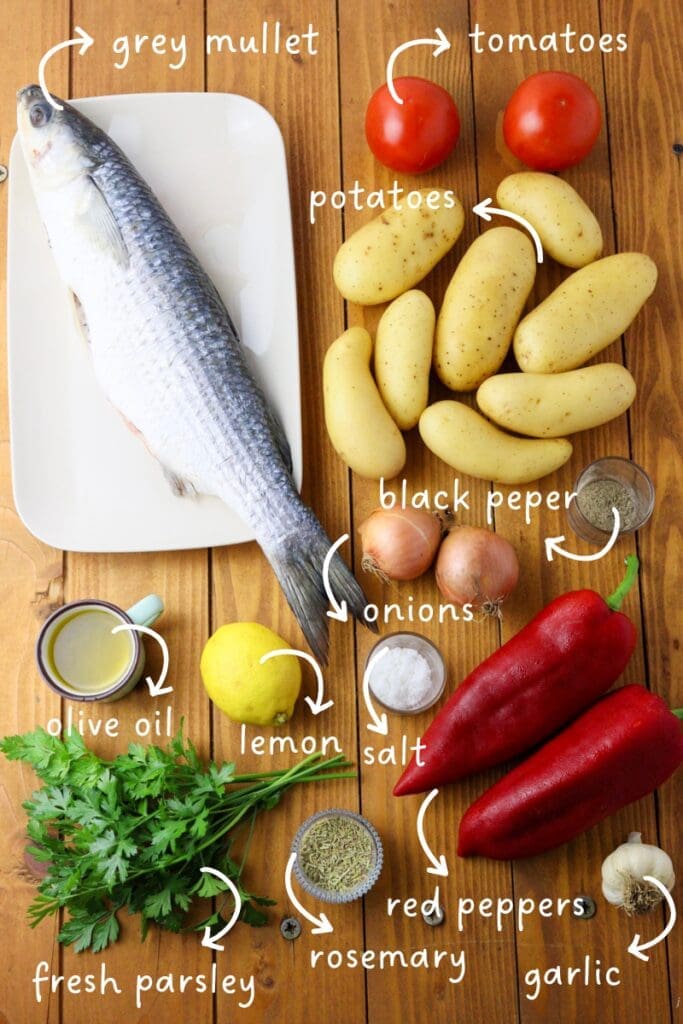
[17,85,97,189]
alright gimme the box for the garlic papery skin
[601,832,675,915]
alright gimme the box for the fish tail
[264,522,376,665]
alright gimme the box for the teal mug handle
[126,594,164,628]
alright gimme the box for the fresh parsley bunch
[0,727,354,953]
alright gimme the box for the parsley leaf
[0,727,354,953]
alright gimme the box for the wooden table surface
[1,1,681,1022]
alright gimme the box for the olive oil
[46,609,134,693]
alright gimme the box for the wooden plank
[0,6,70,1023]
[338,3,519,1022]
[206,2,367,1022]
[1,2,680,1021]
[61,3,212,1023]
[469,0,672,1020]
[600,0,683,1012]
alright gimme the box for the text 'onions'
[435,526,519,617]
[359,508,443,582]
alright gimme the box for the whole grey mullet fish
[17,85,372,662]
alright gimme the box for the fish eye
[30,103,52,128]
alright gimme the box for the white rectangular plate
[7,92,301,552]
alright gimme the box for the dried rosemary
[299,815,374,893]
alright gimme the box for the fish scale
[17,85,372,661]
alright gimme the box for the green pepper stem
[672,709,683,720]
[606,554,640,611]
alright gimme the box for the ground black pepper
[576,478,637,532]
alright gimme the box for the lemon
[200,622,301,726]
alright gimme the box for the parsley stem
[33,753,355,908]
[3,729,357,951]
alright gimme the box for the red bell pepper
[394,556,639,797]
[458,685,683,859]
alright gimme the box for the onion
[359,507,443,582]
[435,526,519,617]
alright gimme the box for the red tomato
[365,76,460,174]
[502,71,601,171]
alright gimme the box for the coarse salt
[369,645,435,711]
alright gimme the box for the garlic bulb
[601,832,675,914]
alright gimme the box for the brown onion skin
[435,526,519,614]
[359,507,443,582]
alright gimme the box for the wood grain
[206,2,366,1022]
[601,0,683,1014]
[0,0,680,1021]
[0,8,70,1023]
[338,3,519,1022]
[469,1,671,1021]
[62,3,211,1023]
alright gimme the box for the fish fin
[117,411,197,497]
[77,176,129,268]
[264,519,376,665]
[162,466,197,497]
[66,290,91,345]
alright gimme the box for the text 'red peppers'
[457,685,683,859]
[394,556,639,797]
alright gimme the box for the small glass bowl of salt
[364,632,446,715]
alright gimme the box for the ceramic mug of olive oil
[36,595,164,702]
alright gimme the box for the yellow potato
[514,253,657,373]
[323,327,406,479]
[419,401,572,484]
[333,190,464,305]
[374,290,435,430]
[434,227,536,392]
[496,173,603,268]
[476,364,636,438]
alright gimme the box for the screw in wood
[572,895,597,920]
[280,916,302,940]
[673,142,683,155]
[0,166,7,184]
[423,903,445,927]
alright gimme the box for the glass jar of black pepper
[567,457,655,545]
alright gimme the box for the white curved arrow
[111,623,172,696]
[545,506,621,562]
[260,648,333,715]
[324,534,350,623]
[473,198,544,263]
[38,27,94,110]
[628,877,676,961]
[285,852,333,934]
[386,28,451,104]
[199,867,242,951]
[416,789,448,877]
[362,647,389,736]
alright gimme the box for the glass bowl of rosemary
[292,808,383,904]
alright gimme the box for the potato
[514,253,657,373]
[434,227,536,392]
[419,401,572,484]
[374,290,435,430]
[477,364,636,438]
[496,173,603,268]
[333,190,464,305]
[324,327,406,479]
